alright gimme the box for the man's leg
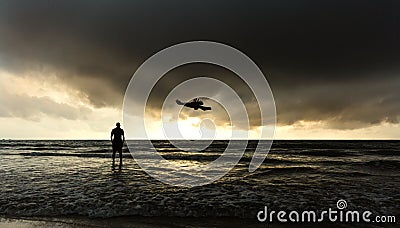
[112,150,116,165]
[119,149,123,167]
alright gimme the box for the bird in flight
[176,98,211,111]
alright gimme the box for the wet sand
[0,216,264,228]
[1,216,388,227]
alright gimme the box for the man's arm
[110,130,114,143]
[122,130,125,142]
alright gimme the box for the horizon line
[1,138,399,141]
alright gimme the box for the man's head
[116,122,120,127]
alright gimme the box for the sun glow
[1,70,399,140]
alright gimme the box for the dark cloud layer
[0,0,399,129]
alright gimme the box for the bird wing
[199,106,211,111]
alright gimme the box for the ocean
[0,140,399,222]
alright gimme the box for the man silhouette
[111,122,125,167]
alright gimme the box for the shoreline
[0,215,265,228]
[1,215,383,227]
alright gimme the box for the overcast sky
[0,0,399,139]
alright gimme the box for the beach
[1,215,272,228]
[0,140,399,226]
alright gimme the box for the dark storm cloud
[0,0,399,128]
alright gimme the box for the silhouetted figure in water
[111,122,125,168]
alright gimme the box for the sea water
[0,140,398,218]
